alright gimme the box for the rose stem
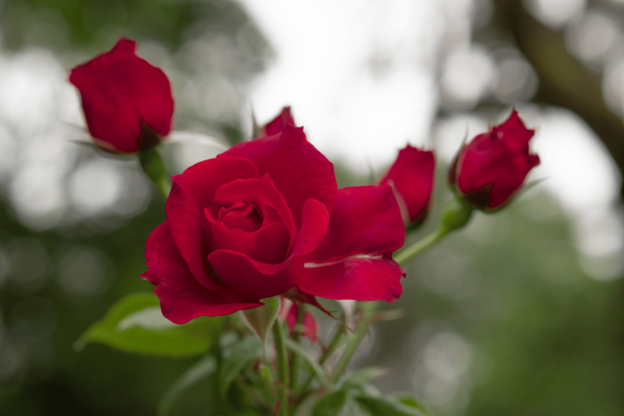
[392,229,442,265]
[272,320,289,415]
[329,301,377,384]
[138,147,172,200]
[297,321,345,398]
[289,304,306,393]
[394,196,475,265]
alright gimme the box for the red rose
[449,110,540,210]
[142,114,405,324]
[379,145,435,225]
[278,299,319,344]
[259,107,294,137]
[69,38,174,154]
[285,304,318,344]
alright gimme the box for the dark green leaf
[355,396,429,416]
[78,292,222,357]
[218,335,262,398]
[158,355,217,416]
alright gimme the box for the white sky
[239,0,441,169]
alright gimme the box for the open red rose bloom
[142,110,405,324]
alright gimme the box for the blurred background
[0,0,623,414]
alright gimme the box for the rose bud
[69,38,174,154]
[285,304,318,344]
[258,107,295,137]
[278,299,318,344]
[379,145,435,227]
[142,122,405,324]
[449,110,540,211]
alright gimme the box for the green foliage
[312,391,351,416]
[218,335,262,398]
[241,297,280,351]
[355,396,429,416]
[285,338,331,389]
[0,0,263,52]
[393,394,430,413]
[158,355,217,416]
[338,367,387,391]
[311,391,429,416]
[79,292,222,357]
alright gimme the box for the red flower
[259,107,295,137]
[379,146,435,225]
[69,38,174,154]
[142,111,405,324]
[449,110,540,210]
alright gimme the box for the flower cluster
[69,38,543,416]
[69,38,541,325]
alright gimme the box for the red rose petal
[297,256,404,302]
[142,223,262,324]
[296,185,405,302]
[219,124,337,227]
[207,218,290,264]
[167,156,260,290]
[305,185,405,264]
[379,145,435,224]
[214,174,297,249]
[261,106,295,137]
[208,250,296,300]
[288,199,330,258]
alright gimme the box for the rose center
[218,200,263,232]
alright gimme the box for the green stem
[395,196,475,266]
[138,147,171,200]
[393,229,442,266]
[289,305,306,393]
[321,325,347,366]
[330,301,377,384]
[297,322,346,398]
[272,321,289,416]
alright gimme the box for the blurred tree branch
[492,0,624,197]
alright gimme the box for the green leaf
[392,393,429,413]
[355,396,429,416]
[312,391,348,416]
[78,292,222,357]
[285,338,331,389]
[158,355,217,416]
[312,391,372,416]
[339,367,387,391]
[241,296,280,352]
[218,335,262,398]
